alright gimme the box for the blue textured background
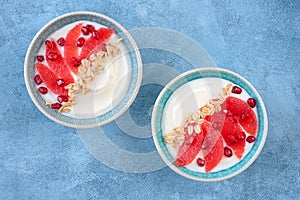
[1,0,299,199]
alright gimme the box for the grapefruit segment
[174,122,208,167]
[225,96,250,115]
[64,23,83,74]
[203,129,224,172]
[35,63,68,96]
[224,96,258,135]
[239,110,258,135]
[220,116,245,159]
[79,28,115,60]
[45,39,74,84]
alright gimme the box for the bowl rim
[151,67,268,182]
[24,11,143,128]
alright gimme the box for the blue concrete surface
[1,0,299,199]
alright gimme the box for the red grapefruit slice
[64,23,83,74]
[174,121,209,167]
[202,129,224,172]
[79,28,115,60]
[221,116,245,159]
[239,110,258,136]
[45,39,74,84]
[35,62,68,96]
[225,96,258,135]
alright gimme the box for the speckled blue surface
[1,0,299,199]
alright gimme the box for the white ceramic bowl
[24,11,142,128]
[152,68,268,181]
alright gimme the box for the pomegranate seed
[232,86,242,94]
[227,134,237,144]
[77,37,85,47]
[56,79,65,87]
[34,74,43,85]
[196,158,205,167]
[224,147,233,157]
[45,40,52,48]
[38,87,48,94]
[232,114,240,122]
[237,132,246,140]
[86,24,95,32]
[246,136,256,143]
[92,30,100,40]
[36,55,44,62]
[48,53,58,61]
[81,26,89,35]
[57,37,65,46]
[51,103,62,110]
[57,95,68,103]
[72,57,81,67]
[247,98,257,108]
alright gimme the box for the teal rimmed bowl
[152,68,268,181]
[24,11,142,128]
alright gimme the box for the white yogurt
[162,78,258,172]
[35,21,131,119]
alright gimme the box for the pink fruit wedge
[79,28,115,60]
[174,121,209,167]
[221,116,246,159]
[45,39,74,84]
[202,129,224,172]
[223,96,258,135]
[239,109,258,136]
[211,111,226,131]
[35,63,68,96]
[64,23,83,74]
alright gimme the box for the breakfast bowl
[24,11,142,128]
[152,68,268,181]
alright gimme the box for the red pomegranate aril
[38,87,48,94]
[48,53,58,61]
[237,132,246,140]
[196,158,205,167]
[72,57,81,67]
[247,98,257,108]
[57,37,65,46]
[81,26,89,35]
[36,55,44,62]
[56,79,65,87]
[34,74,43,85]
[92,30,100,40]
[57,95,68,103]
[51,103,62,110]
[246,136,256,143]
[224,147,233,157]
[227,134,237,144]
[45,40,52,48]
[86,24,95,32]
[77,37,85,47]
[232,86,242,94]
